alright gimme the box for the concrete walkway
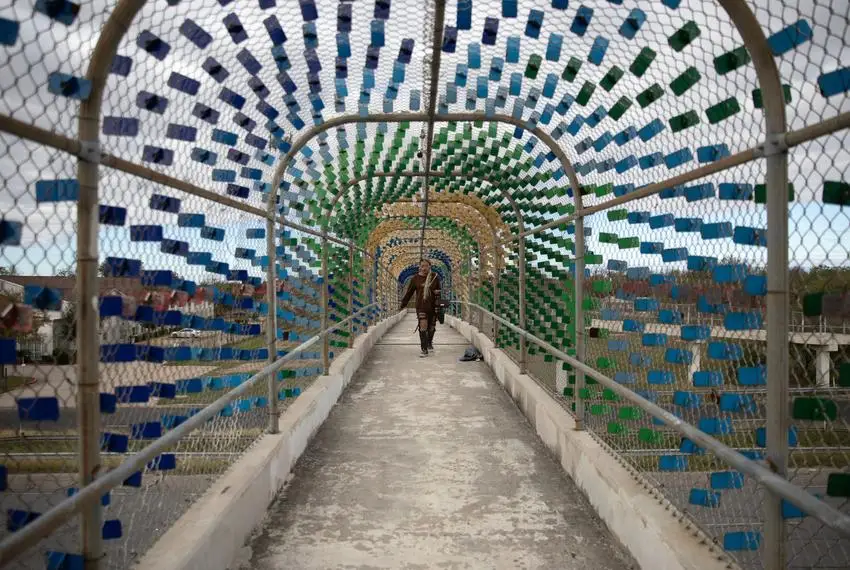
[248,314,636,569]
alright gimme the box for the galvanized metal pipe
[348,244,355,348]
[75,1,146,566]
[573,213,586,430]
[719,0,791,565]
[321,236,330,375]
[493,252,500,346]
[266,217,279,434]
[518,233,527,375]
[0,304,382,567]
[418,0,447,257]
[458,302,850,539]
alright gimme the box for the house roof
[0,276,145,300]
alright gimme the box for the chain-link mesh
[2,0,850,568]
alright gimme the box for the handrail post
[379,264,386,319]
[574,215,586,430]
[75,1,146,567]
[321,235,330,375]
[348,244,355,347]
[477,253,484,331]
[465,257,472,323]
[493,249,500,346]
[518,234,527,375]
[719,1,790,565]
[371,254,378,324]
[265,219,279,434]
[393,270,399,314]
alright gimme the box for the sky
[0,0,848,281]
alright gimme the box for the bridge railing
[0,303,392,568]
[456,301,850,561]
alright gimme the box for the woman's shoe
[419,348,429,357]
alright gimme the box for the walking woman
[400,259,441,357]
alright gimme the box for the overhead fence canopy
[1,1,850,569]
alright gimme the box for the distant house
[0,275,240,358]
[1,277,150,356]
[1,277,74,357]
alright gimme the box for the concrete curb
[135,312,407,570]
[446,316,732,570]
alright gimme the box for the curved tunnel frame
[7,0,850,567]
[352,181,519,342]
[369,203,501,331]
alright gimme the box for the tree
[98,259,143,277]
[0,265,18,276]
[56,266,75,277]
[0,288,48,360]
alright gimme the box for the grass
[158,378,266,405]
[0,376,34,394]
[0,430,263,455]
[227,336,267,350]
[2,456,233,475]
[4,440,846,474]
[626,451,850,471]
[155,374,317,406]
[591,426,850,449]
[162,361,246,377]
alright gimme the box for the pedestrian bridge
[83,313,715,570]
[222,314,636,570]
[2,1,850,569]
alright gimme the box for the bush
[52,348,74,365]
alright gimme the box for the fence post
[371,254,378,323]
[265,220,279,433]
[76,95,105,570]
[379,264,386,319]
[574,214,586,430]
[719,0,790,565]
[466,255,472,324]
[477,254,484,331]
[348,244,354,347]
[321,235,330,375]
[391,267,399,314]
[493,243,501,342]
[518,233,527,375]
[75,1,146,566]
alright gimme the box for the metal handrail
[453,301,850,538]
[0,303,391,567]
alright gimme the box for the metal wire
[1,1,850,569]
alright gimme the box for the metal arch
[390,195,508,236]
[380,199,503,270]
[268,111,585,376]
[390,250,456,282]
[367,197,505,262]
[325,170,526,238]
[371,213,497,272]
[419,0,447,258]
[374,235,463,255]
[388,244,478,321]
[718,1,790,566]
[368,221,486,279]
[386,196,503,316]
[75,0,148,566]
[377,238,469,302]
[269,110,594,234]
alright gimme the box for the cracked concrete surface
[248,314,637,569]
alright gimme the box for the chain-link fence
[3,0,850,569]
[0,1,404,566]
[436,1,850,569]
